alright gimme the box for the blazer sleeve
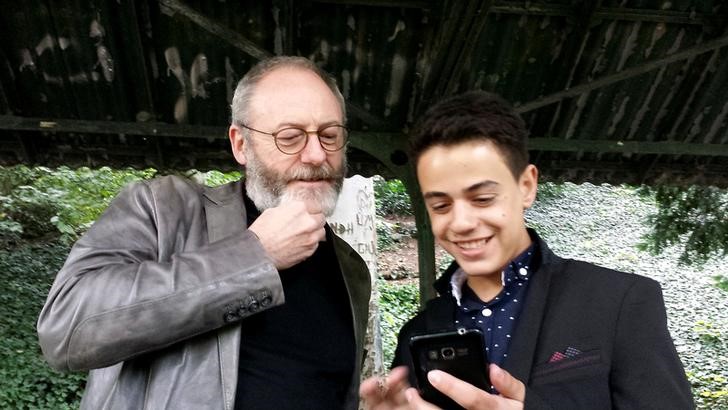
[609,277,694,409]
[37,180,283,372]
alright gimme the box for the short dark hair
[409,91,529,178]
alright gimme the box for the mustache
[285,164,344,182]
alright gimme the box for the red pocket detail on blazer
[548,346,582,363]
[532,349,602,379]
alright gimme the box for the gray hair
[230,56,346,127]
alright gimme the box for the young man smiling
[361,91,693,409]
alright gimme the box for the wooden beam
[159,0,272,61]
[595,7,720,25]
[544,0,603,134]
[0,81,9,115]
[529,138,728,157]
[418,0,491,110]
[0,115,227,139]
[128,0,156,115]
[309,0,432,8]
[517,32,728,113]
[4,117,727,158]
[490,2,573,18]
[490,2,718,25]
[436,0,495,97]
[538,159,728,179]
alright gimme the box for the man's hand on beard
[247,200,327,269]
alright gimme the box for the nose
[298,133,327,165]
[449,202,477,234]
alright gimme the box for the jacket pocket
[530,350,606,385]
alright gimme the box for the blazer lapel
[502,259,557,383]
[331,232,371,348]
[330,232,371,408]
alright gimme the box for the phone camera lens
[441,347,456,359]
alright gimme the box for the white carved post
[328,175,383,383]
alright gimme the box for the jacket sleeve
[609,278,694,409]
[37,180,283,372]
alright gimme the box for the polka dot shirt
[452,243,536,368]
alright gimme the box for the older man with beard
[37,56,371,410]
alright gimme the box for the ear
[229,125,247,166]
[518,164,539,209]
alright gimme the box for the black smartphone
[409,328,490,409]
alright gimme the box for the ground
[376,215,451,283]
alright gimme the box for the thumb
[489,364,525,401]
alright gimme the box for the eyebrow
[423,180,499,199]
[273,120,342,130]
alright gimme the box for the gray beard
[243,142,346,217]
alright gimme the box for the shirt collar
[449,242,536,306]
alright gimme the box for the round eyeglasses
[239,123,348,155]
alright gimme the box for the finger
[405,387,440,409]
[360,376,384,400]
[305,202,324,215]
[314,225,327,242]
[489,364,525,402]
[360,367,411,406]
[385,366,411,393]
[428,370,494,409]
[381,367,411,405]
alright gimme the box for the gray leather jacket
[37,176,371,409]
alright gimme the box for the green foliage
[694,320,723,345]
[688,371,728,409]
[535,181,570,203]
[0,166,156,243]
[185,169,243,187]
[378,280,419,366]
[714,275,728,293]
[377,219,397,251]
[437,254,455,274]
[0,241,85,409]
[373,177,412,217]
[640,185,728,266]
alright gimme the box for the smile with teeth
[454,237,490,249]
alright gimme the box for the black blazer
[393,230,693,410]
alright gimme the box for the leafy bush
[378,279,419,366]
[640,185,728,266]
[0,166,157,243]
[373,177,412,217]
[1,185,61,238]
[185,169,243,187]
[689,372,728,409]
[715,275,728,293]
[536,181,570,203]
[377,219,397,251]
[0,241,85,409]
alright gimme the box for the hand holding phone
[409,328,490,409]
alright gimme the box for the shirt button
[519,268,528,276]
[482,308,492,317]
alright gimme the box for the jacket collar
[427,229,562,383]
[202,179,248,242]
[432,228,553,296]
